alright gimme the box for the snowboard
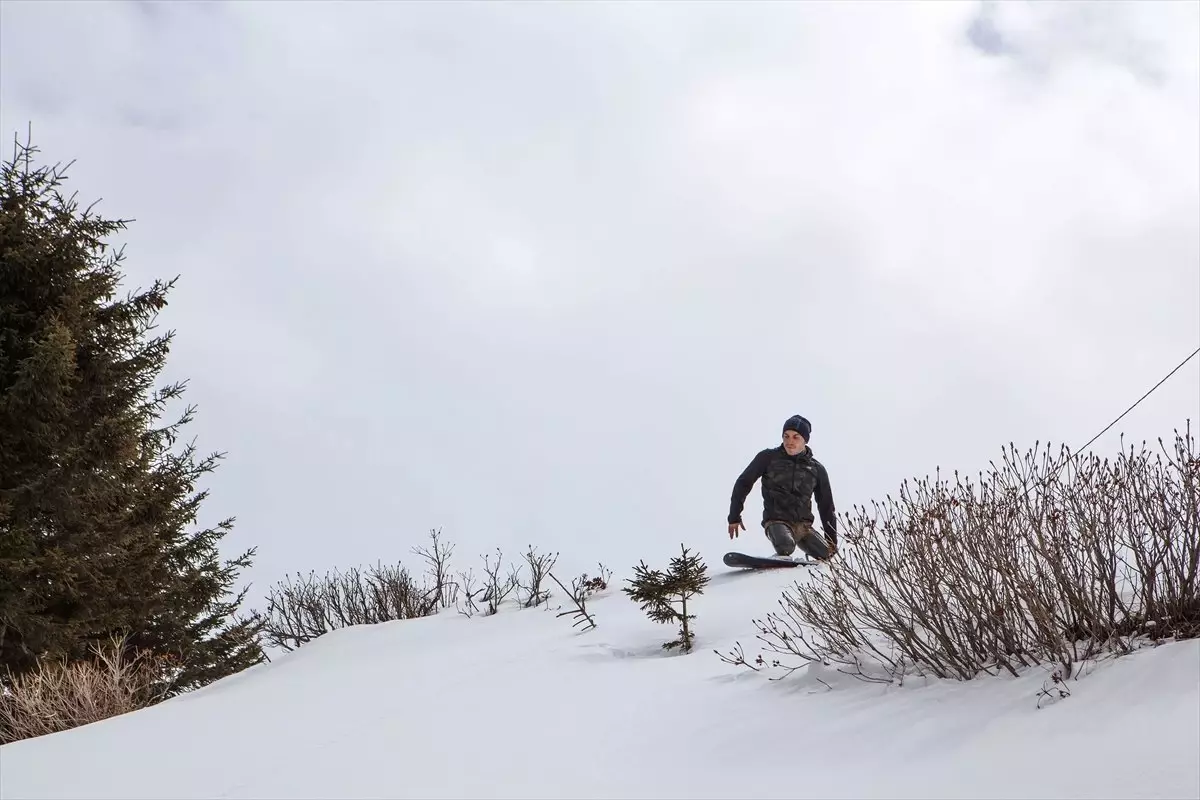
[723,551,819,570]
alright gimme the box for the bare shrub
[262,562,436,651]
[728,424,1200,684]
[412,528,458,610]
[456,568,483,618]
[479,548,520,616]
[578,563,613,599]
[259,531,471,650]
[0,635,175,744]
[517,545,559,608]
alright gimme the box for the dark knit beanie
[783,414,811,440]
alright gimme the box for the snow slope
[2,552,1198,800]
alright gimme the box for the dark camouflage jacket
[728,445,838,542]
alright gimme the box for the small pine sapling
[623,544,710,653]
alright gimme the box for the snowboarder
[727,414,838,560]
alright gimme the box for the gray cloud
[2,0,1196,603]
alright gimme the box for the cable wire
[1069,345,1200,458]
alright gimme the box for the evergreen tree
[0,135,265,694]
[623,544,710,653]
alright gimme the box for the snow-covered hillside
[2,553,1197,800]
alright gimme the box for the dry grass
[0,634,175,744]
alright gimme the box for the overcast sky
[2,0,1197,609]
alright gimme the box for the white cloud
[2,0,1196,601]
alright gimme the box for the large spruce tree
[0,135,265,694]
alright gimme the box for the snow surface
[2,555,1198,799]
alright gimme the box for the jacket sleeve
[813,461,838,543]
[728,450,770,524]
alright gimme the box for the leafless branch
[548,571,598,631]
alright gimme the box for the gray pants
[765,520,829,559]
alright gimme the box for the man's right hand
[728,520,745,538]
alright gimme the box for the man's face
[782,430,806,455]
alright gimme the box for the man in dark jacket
[727,414,838,560]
